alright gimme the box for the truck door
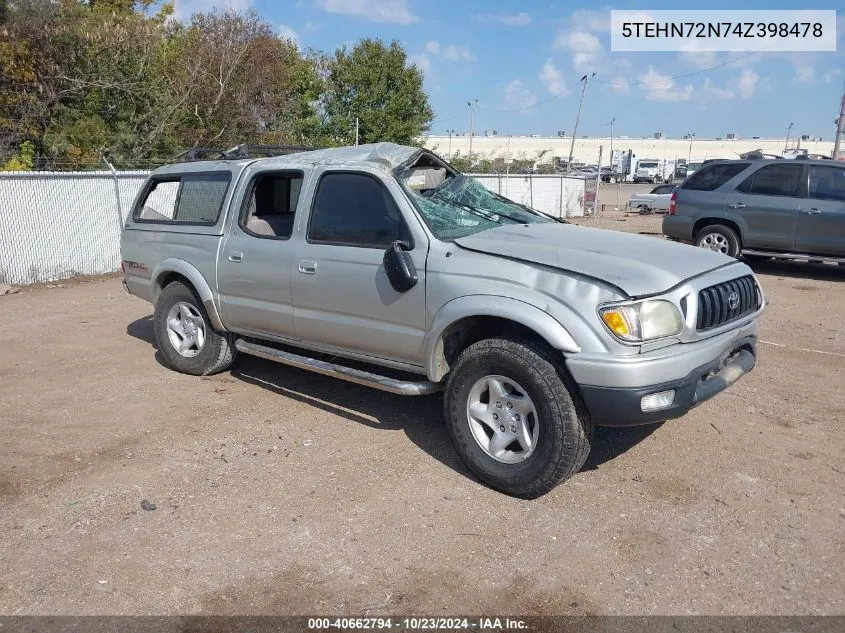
[290,167,429,367]
[797,164,845,256]
[217,168,306,340]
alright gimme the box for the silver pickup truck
[120,143,764,498]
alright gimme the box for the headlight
[600,300,683,343]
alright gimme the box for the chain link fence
[0,170,150,285]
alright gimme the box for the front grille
[696,275,760,331]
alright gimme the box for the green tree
[2,141,35,171]
[321,38,432,146]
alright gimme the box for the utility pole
[467,99,477,165]
[784,121,794,152]
[608,118,615,171]
[355,117,359,145]
[833,83,845,160]
[687,132,695,163]
[567,72,595,173]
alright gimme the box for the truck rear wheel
[443,337,592,498]
[153,282,236,376]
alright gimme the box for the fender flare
[424,295,581,382]
[150,258,225,331]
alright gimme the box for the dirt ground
[1,212,843,616]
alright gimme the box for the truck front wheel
[153,281,237,376]
[443,337,592,498]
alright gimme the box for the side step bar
[234,339,442,396]
[742,249,845,264]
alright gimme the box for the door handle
[298,261,318,274]
[804,208,822,215]
[228,252,243,263]
[728,202,746,209]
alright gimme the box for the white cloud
[679,49,721,69]
[474,12,531,26]
[824,67,842,84]
[424,41,475,62]
[608,76,630,94]
[792,63,816,83]
[736,68,759,98]
[314,0,418,25]
[539,59,566,96]
[504,79,538,111]
[278,24,299,46]
[408,54,431,75]
[701,78,734,100]
[556,31,603,71]
[441,45,475,62]
[568,8,611,32]
[638,66,693,102]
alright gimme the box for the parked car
[629,184,676,214]
[663,159,845,262]
[121,143,764,498]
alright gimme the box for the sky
[173,0,845,140]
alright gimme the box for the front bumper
[578,336,756,426]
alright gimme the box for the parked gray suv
[121,143,764,497]
[663,159,845,262]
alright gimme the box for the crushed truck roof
[151,143,421,177]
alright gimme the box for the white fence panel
[467,174,586,218]
[0,171,149,285]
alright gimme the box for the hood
[454,223,735,297]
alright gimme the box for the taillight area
[668,191,677,215]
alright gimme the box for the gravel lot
[1,212,843,616]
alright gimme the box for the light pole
[567,72,595,173]
[446,129,455,158]
[784,121,794,151]
[608,117,615,171]
[687,132,695,163]
[467,99,478,165]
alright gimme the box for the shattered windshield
[398,168,555,240]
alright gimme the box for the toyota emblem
[727,292,740,310]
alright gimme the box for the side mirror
[383,241,418,293]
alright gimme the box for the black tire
[694,224,741,258]
[638,205,654,215]
[153,281,236,376]
[443,337,592,498]
[742,254,770,264]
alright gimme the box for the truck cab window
[242,173,303,239]
[308,172,411,248]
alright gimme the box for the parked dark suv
[662,159,845,262]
